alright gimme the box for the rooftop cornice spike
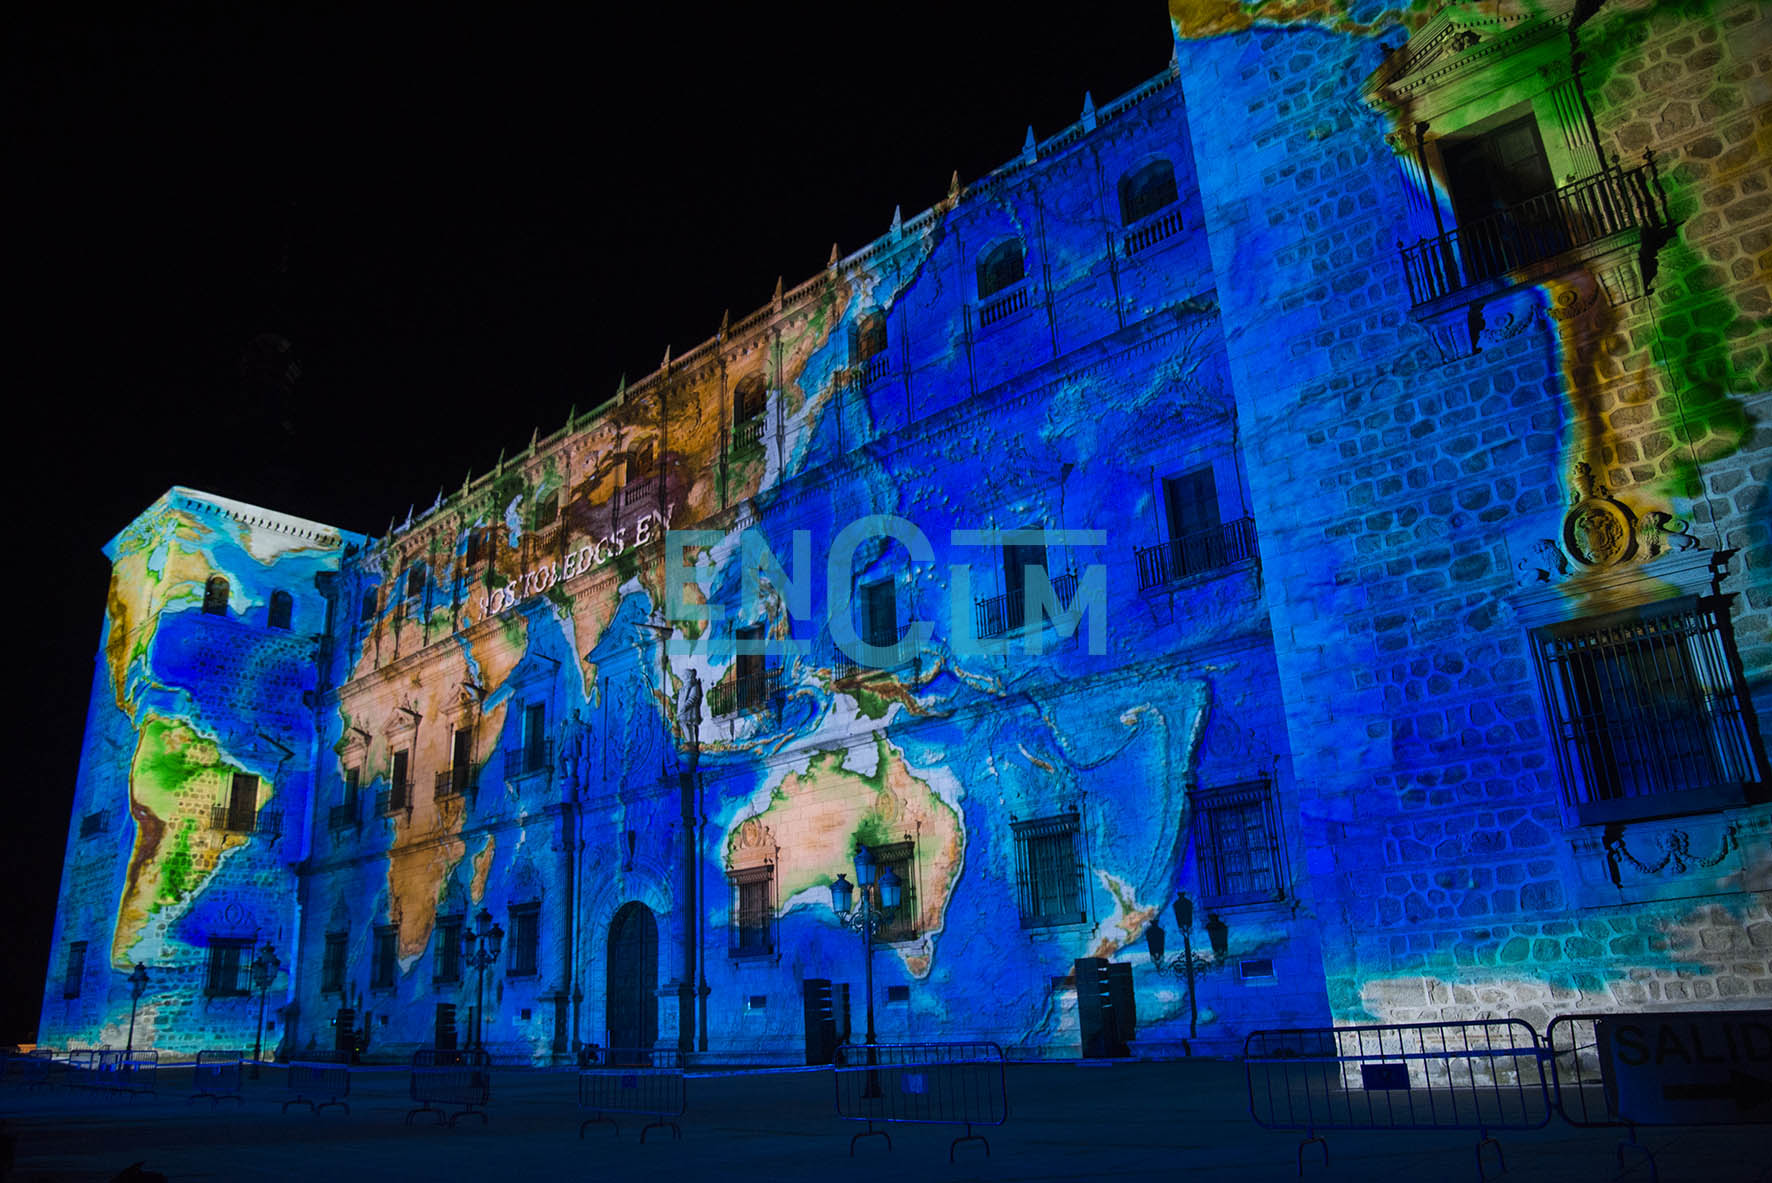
[772,275,784,311]
[528,427,538,452]
[890,205,903,236]
[948,170,961,200]
[828,242,840,269]
[662,343,672,369]
[617,373,626,398]
[719,308,730,340]
[1022,125,1037,163]
[496,447,505,473]
[566,402,576,428]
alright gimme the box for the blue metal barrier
[406,1047,491,1126]
[284,1053,352,1114]
[1245,1020,1550,1180]
[577,1047,685,1141]
[833,1041,1006,1160]
[190,1049,245,1105]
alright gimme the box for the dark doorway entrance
[606,901,658,1058]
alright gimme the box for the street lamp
[124,963,149,1055]
[251,942,280,1077]
[1145,893,1228,1043]
[829,845,903,1057]
[463,907,504,1051]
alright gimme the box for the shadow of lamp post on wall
[251,942,280,1078]
[124,962,149,1055]
[1145,893,1230,1043]
[830,843,904,1097]
[463,907,504,1051]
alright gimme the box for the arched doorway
[605,901,658,1056]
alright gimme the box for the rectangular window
[434,915,463,984]
[371,925,398,990]
[225,772,258,832]
[322,932,347,995]
[728,865,775,957]
[1012,813,1084,928]
[1191,780,1283,908]
[736,623,767,711]
[448,727,473,797]
[206,937,254,997]
[388,750,411,812]
[873,841,918,944]
[1163,466,1226,577]
[62,941,87,999]
[860,579,898,650]
[1531,601,1759,824]
[507,904,540,976]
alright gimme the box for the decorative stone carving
[1515,538,1569,586]
[1606,825,1736,880]
[1563,462,1636,567]
[1635,511,1699,559]
[727,817,776,870]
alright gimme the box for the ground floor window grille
[1012,812,1084,927]
[873,840,918,943]
[1531,600,1759,823]
[1190,779,1283,907]
[322,931,348,995]
[206,937,254,997]
[729,865,775,957]
[507,904,540,977]
[371,925,398,990]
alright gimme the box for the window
[206,937,254,997]
[371,925,398,990]
[976,240,1024,301]
[405,564,426,602]
[977,535,1051,637]
[736,623,767,711]
[1441,114,1563,284]
[729,865,775,957]
[733,375,767,450]
[268,590,293,630]
[533,491,558,529]
[1164,466,1227,577]
[203,575,230,616]
[322,932,347,995]
[444,727,473,798]
[855,310,887,362]
[1531,600,1760,824]
[360,589,377,628]
[434,915,463,984]
[464,528,484,568]
[507,904,540,977]
[1012,812,1084,927]
[859,579,898,650]
[873,841,918,943]
[215,772,258,832]
[382,750,411,814]
[1191,780,1283,908]
[1118,157,1178,224]
[62,941,86,999]
[520,702,548,777]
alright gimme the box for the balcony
[977,281,1031,330]
[503,739,553,782]
[210,805,282,838]
[1398,158,1666,307]
[975,570,1079,639]
[1134,516,1258,591]
[434,767,474,803]
[622,481,652,508]
[376,783,412,817]
[833,633,918,683]
[733,415,766,453]
[1122,206,1184,257]
[860,352,890,386]
[328,800,359,833]
[710,667,782,717]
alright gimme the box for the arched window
[464,529,482,568]
[405,564,425,601]
[855,311,887,361]
[360,589,378,626]
[733,375,767,423]
[268,590,293,630]
[1118,158,1178,224]
[203,575,230,616]
[976,240,1024,301]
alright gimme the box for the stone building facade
[43,0,1768,1061]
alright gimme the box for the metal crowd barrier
[1545,1010,1772,1183]
[64,1049,159,1097]
[577,1047,685,1141]
[405,1047,491,1126]
[284,1052,352,1114]
[190,1049,245,1105]
[1245,1020,1549,1179]
[832,1041,1007,1160]
[0,1048,56,1087]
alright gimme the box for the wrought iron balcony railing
[1122,206,1184,257]
[975,570,1079,639]
[622,481,652,508]
[861,351,890,385]
[503,739,553,781]
[1398,157,1665,306]
[832,633,918,682]
[434,767,474,802]
[328,800,360,832]
[210,805,281,838]
[1134,516,1259,591]
[376,782,412,817]
[710,667,783,717]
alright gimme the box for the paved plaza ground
[2,1056,1768,1182]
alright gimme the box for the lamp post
[124,963,149,1056]
[250,942,280,1077]
[1144,893,1228,1043]
[830,844,902,1092]
[463,907,504,1051]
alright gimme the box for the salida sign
[1597,1010,1772,1125]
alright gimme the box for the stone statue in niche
[558,709,592,794]
[678,669,703,739]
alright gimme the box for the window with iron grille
[873,840,918,943]
[1012,812,1085,927]
[1531,599,1761,825]
[1118,157,1178,224]
[507,904,540,976]
[203,575,230,616]
[433,915,462,984]
[206,937,254,997]
[860,579,898,651]
[1190,779,1283,908]
[62,941,86,999]
[371,925,398,990]
[728,865,775,957]
[322,931,347,995]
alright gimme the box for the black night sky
[3,3,1174,1041]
